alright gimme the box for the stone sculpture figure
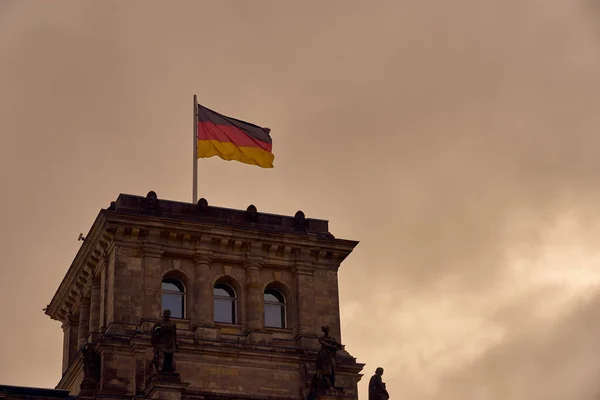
[306,325,344,400]
[151,309,178,374]
[315,325,343,389]
[79,343,100,395]
[369,367,390,400]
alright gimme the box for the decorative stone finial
[197,198,208,213]
[294,210,307,231]
[246,205,258,222]
[145,191,158,212]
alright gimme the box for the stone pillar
[293,261,318,350]
[78,296,91,349]
[143,247,163,320]
[62,318,79,373]
[61,322,69,373]
[192,255,212,328]
[244,261,263,332]
[294,262,316,336]
[89,278,101,332]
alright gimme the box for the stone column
[192,255,212,328]
[62,318,79,373]
[61,322,69,373]
[89,278,101,332]
[77,296,91,349]
[143,247,163,320]
[244,261,263,332]
[294,261,317,349]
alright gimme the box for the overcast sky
[1,1,600,399]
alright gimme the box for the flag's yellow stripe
[197,140,274,168]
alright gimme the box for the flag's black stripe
[197,104,272,144]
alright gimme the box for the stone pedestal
[144,374,189,400]
[308,386,357,400]
[316,389,354,400]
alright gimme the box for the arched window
[161,278,185,319]
[214,283,237,324]
[264,288,286,328]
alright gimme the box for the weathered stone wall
[178,358,300,397]
[100,352,136,395]
[113,246,143,323]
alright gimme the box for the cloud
[1,1,600,399]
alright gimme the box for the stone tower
[45,192,364,400]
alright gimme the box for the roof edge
[45,210,108,321]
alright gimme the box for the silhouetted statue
[315,325,343,388]
[306,325,344,400]
[369,367,389,400]
[151,309,178,374]
[80,343,100,395]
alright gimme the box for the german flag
[197,104,274,168]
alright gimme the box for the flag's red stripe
[198,105,272,144]
[197,122,272,152]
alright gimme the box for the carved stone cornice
[291,261,314,277]
[103,211,357,255]
[45,212,113,324]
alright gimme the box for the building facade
[44,192,364,400]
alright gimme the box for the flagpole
[192,94,198,203]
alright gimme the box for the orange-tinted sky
[1,1,600,399]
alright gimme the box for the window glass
[162,281,181,292]
[214,298,234,323]
[264,293,279,303]
[264,288,285,328]
[161,278,185,318]
[264,303,284,328]
[214,283,236,324]
[214,287,231,297]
